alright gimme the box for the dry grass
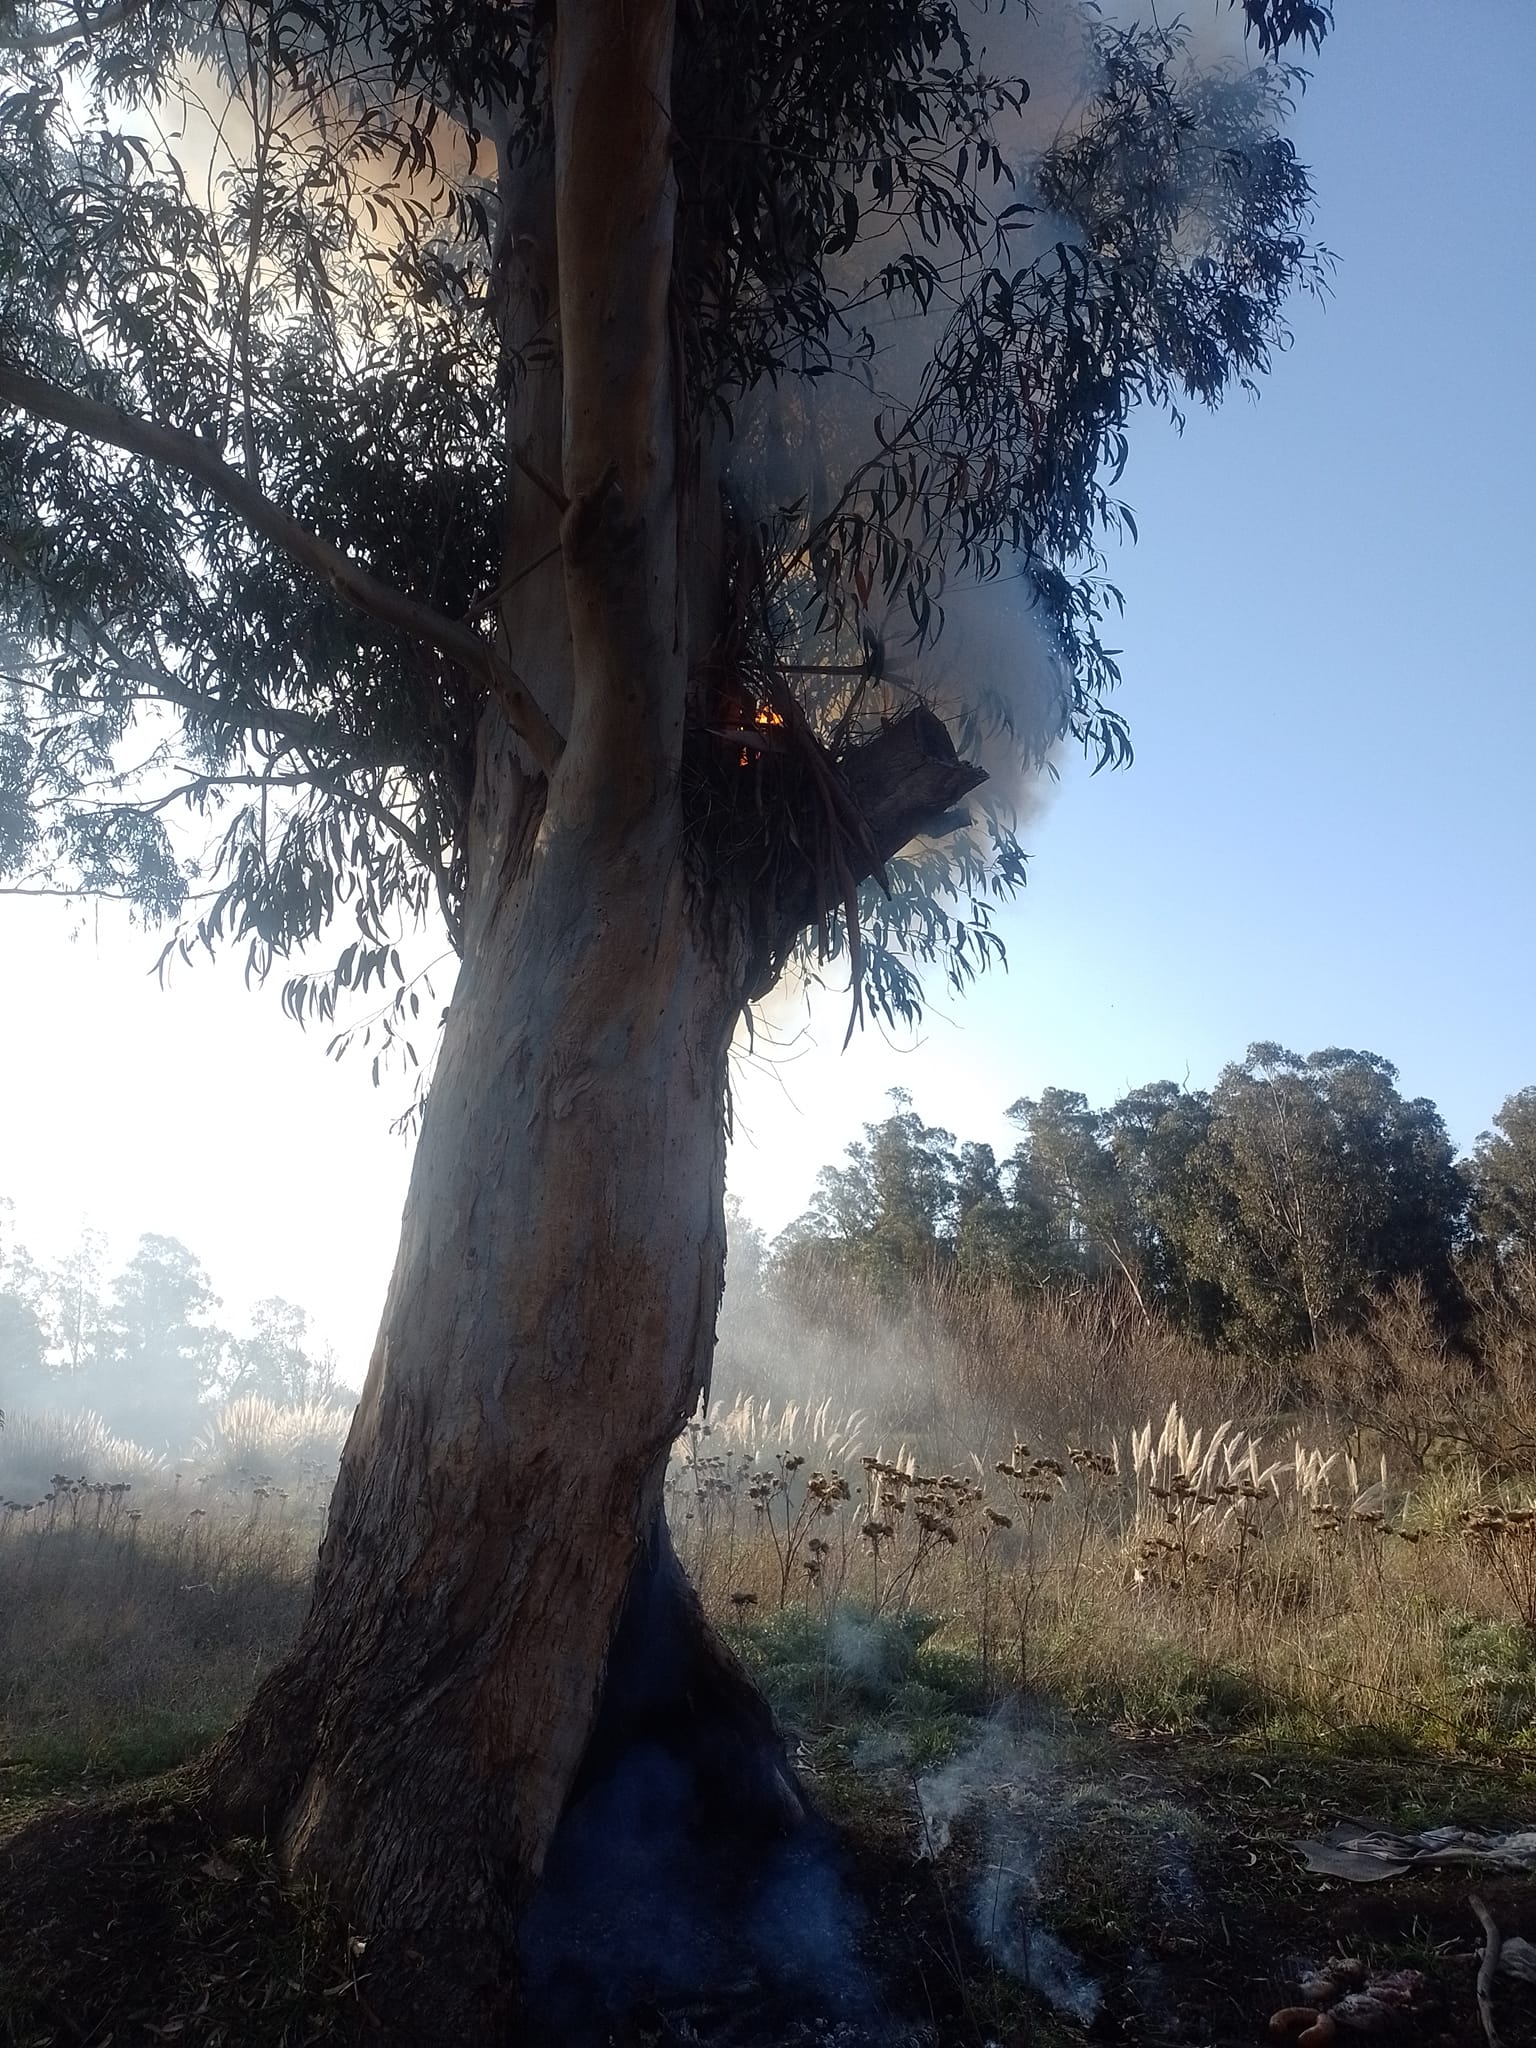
[191,1393,355,1488]
[0,1422,331,1777]
[4,1282,1536,1785]
[687,1271,1536,1758]
[0,1408,168,1499]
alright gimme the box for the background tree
[85,1231,224,1440]
[1101,1078,1224,1338]
[777,1047,1477,1367]
[0,1199,345,1427]
[1468,1087,1536,1262]
[0,0,1331,2022]
[722,1193,769,1300]
[223,1293,338,1405]
[1190,1044,1462,1356]
[47,1222,106,1377]
[1005,1086,1150,1302]
[780,1088,960,1288]
[0,1288,44,1400]
[0,1201,46,1402]
[951,1135,1024,1280]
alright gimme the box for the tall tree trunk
[197,5,983,2026]
[200,768,793,2022]
[194,10,823,2029]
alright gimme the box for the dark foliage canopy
[780,1037,1476,1361]
[0,0,1330,1048]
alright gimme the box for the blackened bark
[571,1513,808,1837]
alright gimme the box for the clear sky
[2,1,1532,1373]
[732,0,1536,1217]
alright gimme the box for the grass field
[5,1286,1536,2044]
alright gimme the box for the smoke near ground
[912,1701,1207,2032]
[519,1772,882,2046]
[710,1260,1277,1469]
[917,1708,1103,2024]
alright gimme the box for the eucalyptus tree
[0,1201,46,1396]
[0,0,1330,2018]
[1196,1043,1461,1355]
[1005,1085,1150,1302]
[90,1228,224,1435]
[1468,1087,1536,1262]
[1102,1077,1224,1334]
[780,1087,963,1286]
[224,1291,337,1403]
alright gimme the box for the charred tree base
[568,1513,809,1836]
[187,1517,827,2042]
[519,1516,852,2042]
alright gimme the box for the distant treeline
[766,1044,1536,1360]
[0,1205,346,1441]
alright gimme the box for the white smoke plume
[722,0,1293,819]
[914,1706,1103,2024]
[913,1698,1211,2030]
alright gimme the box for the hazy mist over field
[2,4,1535,2041]
[4,1,1532,1383]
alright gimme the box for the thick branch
[747,705,988,1001]
[0,0,142,49]
[554,0,676,506]
[0,362,565,774]
[0,880,213,901]
[550,0,683,813]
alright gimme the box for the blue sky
[731,0,1536,1212]
[2,1,1532,1368]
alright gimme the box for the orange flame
[735,701,785,766]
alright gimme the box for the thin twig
[1471,1892,1504,2048]
[0,0,144,49]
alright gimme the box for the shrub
[192,1395,353,1490]
[0,1408,165,1500]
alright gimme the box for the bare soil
[3,1732,1534,2048]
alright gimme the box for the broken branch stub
[703,700,986,1005]
[839,705,988,877]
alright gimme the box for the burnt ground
[806,1726,1536,2048]
[3,1730,1535,2048]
